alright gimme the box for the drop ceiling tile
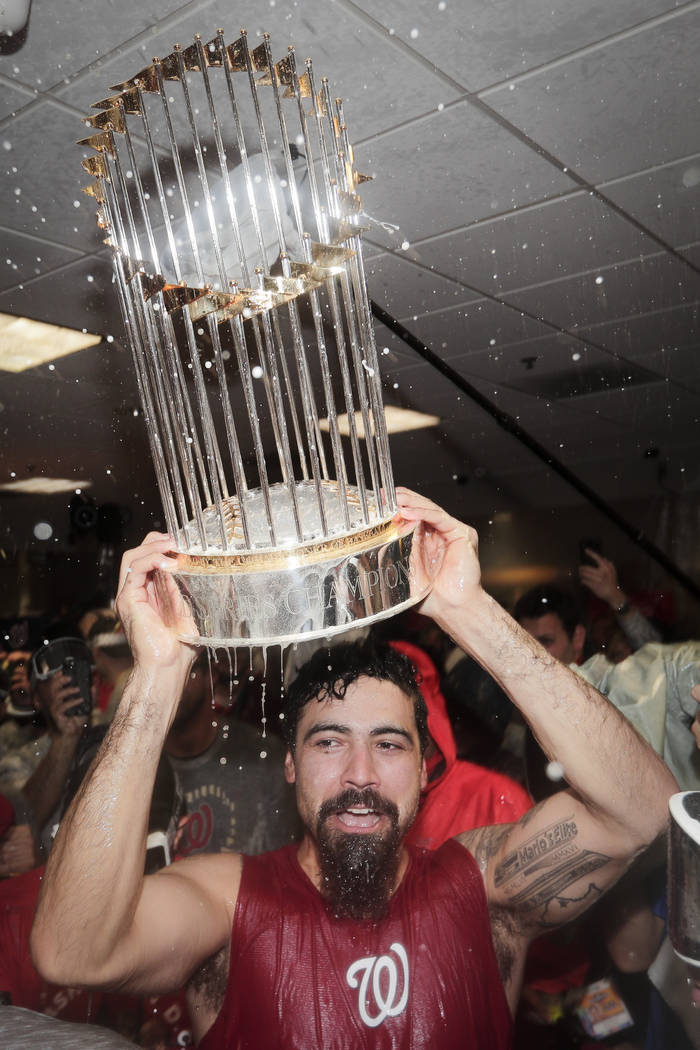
[0,254,119,334]
[0,230,82,292]
[503,251,700,331]
[482,7,700,183]
[625,342,700,390]
[679,241,700,268]
[366,252,480,319]
[396,298,554,364]
[438,332,620,387]
[371,327,424,375]
[357,100,576,246]
[600,155,700,248]
[577,301,700,358]
[347,0,682,90]
[555,379,699,436]
[417,191,656,295]
[1,100,106,252]
[0,0,191,91]
[56,0,459,141]
[0,79,36,122]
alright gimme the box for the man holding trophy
[31,488,675,1047]
[31,26,677,1047]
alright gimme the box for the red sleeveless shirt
[198,839,512,1049]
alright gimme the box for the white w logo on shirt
[346,942,410,1028]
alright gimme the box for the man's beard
[315,788,408,921]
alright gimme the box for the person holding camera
[0,651,38,758]
[0,638,93,835]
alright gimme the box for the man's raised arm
[397,489,677,937]
[31,535,238,994]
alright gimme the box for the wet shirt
[199,840,512,1050]
[168,721,300,856]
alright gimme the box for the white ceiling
[0,0,699,561]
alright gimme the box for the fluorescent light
[0,478,92,495]
[320,406,440,437]
[0,313,102,373]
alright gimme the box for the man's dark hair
[283,639,430,756]
[513,585,584,639]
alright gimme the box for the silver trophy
[668,791,700,966]
[79,28,442,647]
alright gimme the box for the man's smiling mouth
[336,807,383,830]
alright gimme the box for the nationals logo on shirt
[346,943,409,1028]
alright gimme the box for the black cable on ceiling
[371,298,700,604]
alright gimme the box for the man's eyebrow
[370,725,414,744]
[303,721,350,744]
[302,722,415,745]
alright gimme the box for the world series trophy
[668,791,700,968]
[79,27,443,647]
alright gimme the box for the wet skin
[284,676,427,887]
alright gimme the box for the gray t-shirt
[0,1006,138,1049]
[168,720,301,856]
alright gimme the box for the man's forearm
[436,589,676,849]
[31,665,184,985]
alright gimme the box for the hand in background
[44,672,86,737]
[579,549,625,608]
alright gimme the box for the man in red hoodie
[391,641,532,851]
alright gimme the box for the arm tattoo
[494,815,611,926]
[505,851,609,915]
[495,815,579,888]
[463,812,613,933]
[460,824,512,875]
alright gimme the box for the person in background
[579,548,662,660]
[164,649,300,857]
[516,585,700,1045]
[390,639,532,852]
[0,652,41,757]
[0,638,92,828]
[601,684,700,1050]
[0,794,35,879]
[513,586,586,666]
[9,639,93,839]
[87,614,133,724]
[0,753,190,1047]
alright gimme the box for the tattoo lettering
[495,817,578,887]
[507,849,610,912]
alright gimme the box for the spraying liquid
[206,645,216,708]
[225,647,233,708]
[279,642,286,726]
[260,645,268,738]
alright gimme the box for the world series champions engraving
[78,27,443,646]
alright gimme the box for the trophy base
[155,515,444,648]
